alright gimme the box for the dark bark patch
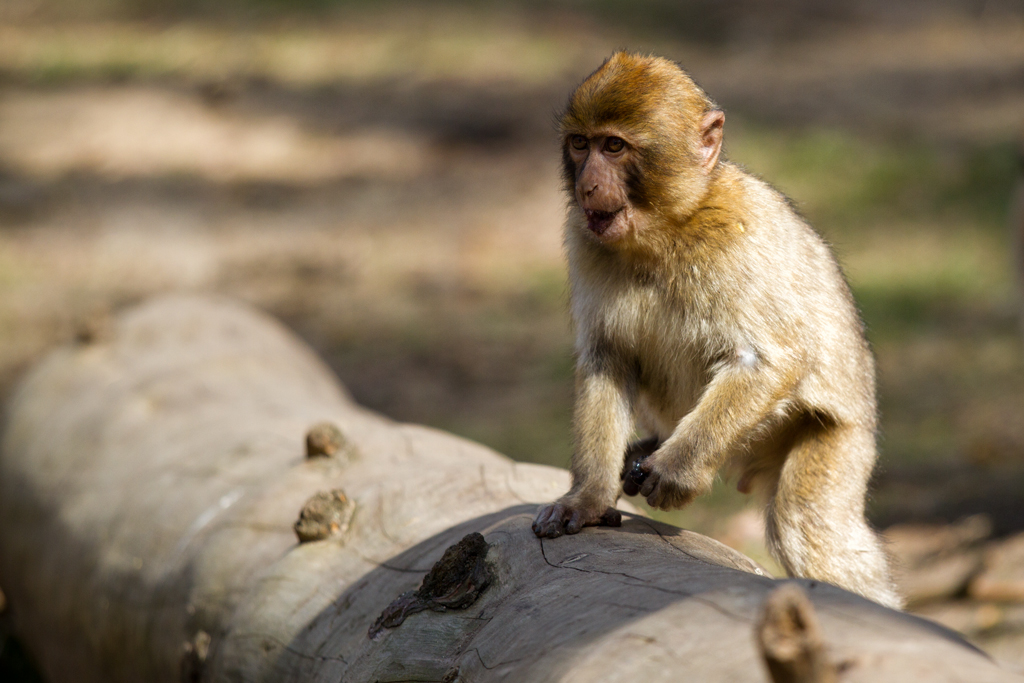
[368,532,493,639]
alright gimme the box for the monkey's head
[560,52,724,247]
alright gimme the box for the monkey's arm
[639,358,797,509]
[533,360,631,537]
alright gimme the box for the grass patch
[0,17,582,87]
[727,122,1018,234]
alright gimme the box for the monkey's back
[728,166,876,425]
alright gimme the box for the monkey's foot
[620,436,661,497]
[532,502,621,538]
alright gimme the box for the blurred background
[1,0,1023,677]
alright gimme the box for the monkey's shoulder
[704,167,849,285]
[720,166,834,249]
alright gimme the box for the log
[0,295,1018,683]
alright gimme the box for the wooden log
[0,296,1018,683]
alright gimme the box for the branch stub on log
[305,421,348,458]
[294,489,356,543]
[758,583,838,683]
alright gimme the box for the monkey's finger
[533,504,565,537]
[535,511,566,538]
[599,508,622,527]
[565,510,584,535]
[539,522,565,538]
[639,474,658,498]
[532,505,552,530]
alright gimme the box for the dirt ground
[1,0,1024,677]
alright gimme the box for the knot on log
[368,532,493,640]
[305,421,348,458]
[757,583,837,683]
[294,489,355,543]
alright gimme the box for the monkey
[531,52,902,609]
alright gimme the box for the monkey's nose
[583,183,598,197]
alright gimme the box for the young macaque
[532,52,901,609]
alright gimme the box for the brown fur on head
[560,52,722,233]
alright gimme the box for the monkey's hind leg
[765,424,903,610]
[621,436,661,496]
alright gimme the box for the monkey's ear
[699,110,725,173]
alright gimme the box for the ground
[0,0,1023,676]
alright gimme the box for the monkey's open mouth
[585,209,622,236]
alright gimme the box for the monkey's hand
[532,498,622,538]
[634,455,715,510]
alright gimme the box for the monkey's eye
[569,135,588,150]
[605,136,625,153]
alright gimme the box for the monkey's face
[565,132,637,243]
[560,52,726,248]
